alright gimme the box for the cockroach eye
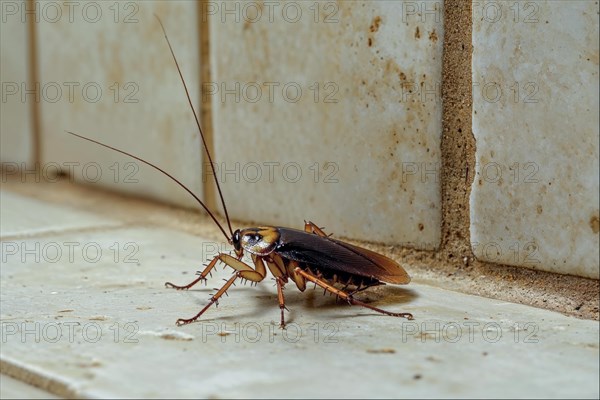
[232,230,241,251]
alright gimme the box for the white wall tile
[471,1,599,278]
[209,1,444,247]
[1,0,34,167]
[36,1,204,209]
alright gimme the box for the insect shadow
[182,277,418,324]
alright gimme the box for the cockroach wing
[329,238,411,284]
[275,228,411,285]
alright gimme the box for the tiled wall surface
[1,1,598,279]
[6,1,204,209]
[471,1,599,279]
[210,1,444,247]
[1,1,33,166]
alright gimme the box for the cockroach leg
[165,252,266,290]
[304,220,330,237]
[294,267,413,320]
[165,256,221,290]
[174,254,267,325]
[348,281,385,296]
[176,273,239,326]
[264,254,287,281]
[285,260,306,291]
[276,277,288,329]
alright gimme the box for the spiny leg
[285,260,306,292]
[173,254,267,325]
[304,220,331,237]
[348,281,385,296]
[165,256,221,290]
[176,272,239,326]
[258,255,290,328]
[165,252,266,290]
[276,277,288,329]
[294,267,413,320]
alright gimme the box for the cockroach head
[238,227,280,256]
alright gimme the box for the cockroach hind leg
[348,281,385,296]
[348,296,414,320]
[304,220,331,238]
[294,267,413,320]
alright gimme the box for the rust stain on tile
[590,214,599,234]
[429,29,438,42]
[369,16,382,33]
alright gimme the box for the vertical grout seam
[199,0,217,213]
[27,0,41,169]
[439,1,476,264]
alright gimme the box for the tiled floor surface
[1,180,598,398]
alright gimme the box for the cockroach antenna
[65,131,231,242]
[67,14,234,242]
[153,14,234,238]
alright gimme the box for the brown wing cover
[275,228,410,284]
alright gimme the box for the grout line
[439,2,476,261]
[199,1,217,213]
[27,0,41,169]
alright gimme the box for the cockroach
[67,16,413,328]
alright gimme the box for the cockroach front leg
[175,272,240,326]
[165,255,222,290]
[172,253,266,326]
[294,267,413,320]
[165,252,266,290]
